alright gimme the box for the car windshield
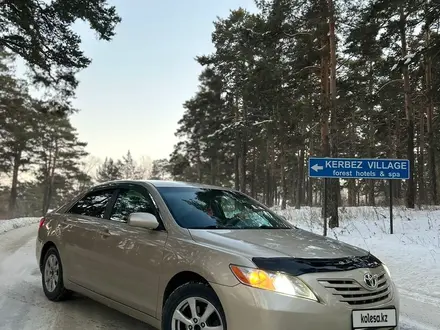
[157,187,293,230]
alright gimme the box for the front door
[92,185,168,317]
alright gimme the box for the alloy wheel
[171,296,224,330]
[44,254,59,293]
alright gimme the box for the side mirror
[128,212,159,230]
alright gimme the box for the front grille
[318,273,391,306]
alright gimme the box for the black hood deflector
[252,254,381,276]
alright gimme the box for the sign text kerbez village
[326,160,407,179]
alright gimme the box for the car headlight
[383,264,392,278]
[230,265,318,301]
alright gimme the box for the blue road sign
[308,157,410,180]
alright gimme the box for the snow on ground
[274,206,440,308]
[0,217,40,235]
[0,208,439,329]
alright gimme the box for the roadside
[0,217,40,235]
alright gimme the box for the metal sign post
[323,178,328,237]
[308,157,410,235]
[389,180,393,234]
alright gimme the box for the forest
[0,0,122,218]
[2,0,440,228]
[166,0,440,228]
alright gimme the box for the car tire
[41,247,71,301]
[162,282,227,330]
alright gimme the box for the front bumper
[211,282,400,330]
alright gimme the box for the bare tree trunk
[234,102,240,190]
[196,148,202,183]
[42,141,53,215]
[418,100,425,208]
[307,137,314,206]
[44,141,59,215]
[280,145,287,210]
[320,26,330,219]
[8,149,22,218]
[348,180,356,206]
[400,9,415,208]
[238,106,247,192]
[265,131,274,206]
[234,152,240,189]
[291,164,297,206]
[265,165,270,205]
[327,0,339,227]
[296,147,305,209]
[425,13,437,204]
[238,145,246,193]
[250,149,256,198]
[270,129,277,207]
[368,64,376,207]
[394,107,402,201]
[368,151,375,207]
[210,157,216,185]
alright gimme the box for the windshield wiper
[258,225,290,229]
[191,225,291,230]
[190,225,226,229]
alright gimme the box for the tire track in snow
[398,289,440,330]
[400,316,439,330]
[399,288,440,307]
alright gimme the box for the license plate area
[352,308,397,329]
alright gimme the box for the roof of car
[146,180,223,189]
[92,179,231,191]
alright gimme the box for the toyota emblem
[363,272,379,290]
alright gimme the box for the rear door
[62,188,118,291]
[92,183,168,317]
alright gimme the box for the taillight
[39,217,46,229]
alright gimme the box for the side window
[219,196,236,218]
[68,190,115,218]
[110,188,156,222]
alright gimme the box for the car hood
[189,228,368,259]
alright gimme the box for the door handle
[99,228,111,238]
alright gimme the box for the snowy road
[0,224,439,330]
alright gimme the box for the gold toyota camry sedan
[36,180,400,330]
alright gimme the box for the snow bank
[0,217,40,235]
[274,206,440,305]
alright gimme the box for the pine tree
[120,150,144,179]
[0,50,38,217]
[0,0,121,96]
[121,150,134,179]
[96,157,123,183]
[33,111,89,214]
[150,159,171,180]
